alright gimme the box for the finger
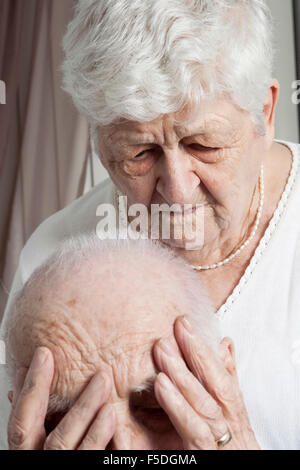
[153,338,228,439]
[11,367,28,410]
[7,347,54,450]
[154,372,216,450]
[174,317,241,410]
[78,404,117,450]
[44,371,111,450]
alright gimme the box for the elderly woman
[1,0,300,450]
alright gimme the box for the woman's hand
[153,316,260,450]
[7,347,116,450]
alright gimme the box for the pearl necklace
[192,163,264,271]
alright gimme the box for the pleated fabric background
[0,0,90,317]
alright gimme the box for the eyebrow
[110,122,230,146]
[112,133,158,145]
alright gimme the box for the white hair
[61,0,274,136]
[4,234,220,415]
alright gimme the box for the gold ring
[216,429,232,449]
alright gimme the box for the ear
[263,78,280,147]
[218,337,237,377]
[90,124,106,166]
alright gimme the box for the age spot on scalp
[67,299,77,307]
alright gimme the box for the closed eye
[133,150,149,159]
[132,146,161,160]
[131,406,173,433]
[129,387,173,433]
[133,144,218,158]
[189,144,219,151]
[45,411,67,435]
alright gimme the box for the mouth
[161,204,207,217]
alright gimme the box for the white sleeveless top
[0,139,300,449]
[216,139,300,450]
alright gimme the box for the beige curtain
[0,0,90,318]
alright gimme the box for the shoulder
[19,178,115,283]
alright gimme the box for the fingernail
[31,347,49,369]
[91,371,109,391]
[157,338,176,357]
[157,373,172,390]
[179,316,194,335]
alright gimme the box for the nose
[155,147,200,205]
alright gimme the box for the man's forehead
[98,334,160,400]
[51,308,173,401]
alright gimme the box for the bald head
[5,235,220,425]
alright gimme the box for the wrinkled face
[96,319,183,450]
[12,276,191,449]
[98,98,268,253]
[41,305,184,449]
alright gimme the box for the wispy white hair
[61,0,275,135]
[4,234,220,414]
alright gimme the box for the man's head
[4,235,220,449]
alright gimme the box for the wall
[266,0,299,143]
